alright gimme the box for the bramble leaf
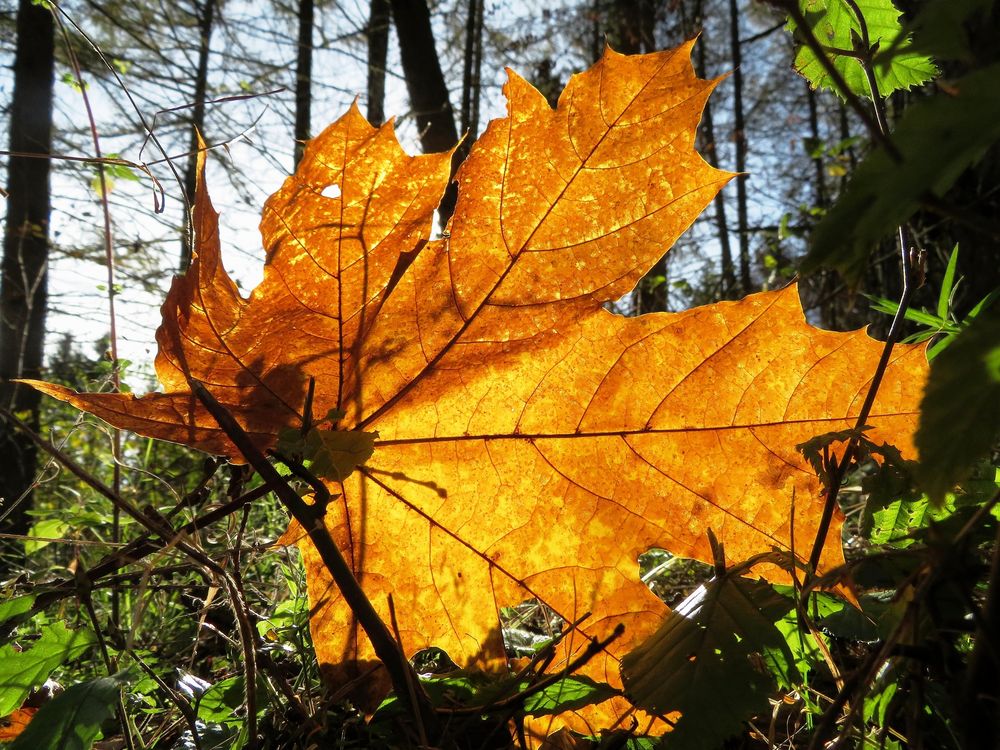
[788,0,937,97]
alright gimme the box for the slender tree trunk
[294,0,315,168]
[367,0,391,125]
[456,0,484,165]
[694,19,737,299]
[180,0,216,271]
[606,0,663,313]
[806,83,827,207]
[0,0,55,558]
[805,81,838,327]
[728,0,751,294]
[389,0,459,225]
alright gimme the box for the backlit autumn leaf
[29,42,927,731]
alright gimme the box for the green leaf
[7,671,131,750]
[916,304,1000,504]
[936,245,960,320]
[24,518,70,555]
[620,574,796,749]
[0,595,36,630]
[866,494,952,548]
[0,623,95,716]
[196,677,246,725]
[788,0,937,98]
[196,675,268,726]
[520,676,616,716]
[804,64,1000,279]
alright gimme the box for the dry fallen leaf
[0,707,37,741]
[29,42,927,731]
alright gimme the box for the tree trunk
[0,0,55,557]
[456,0,484,165]
[806,83,828,208]
[367,0,391,125]
[606,0,663,313]
[728,0,751,295]
[180,0,216,271]
[694,18,737,299]
[389,0,459,225]
[294,0,315,168]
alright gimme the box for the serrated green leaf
[788,0,937,97]
[0,623,95,716]
[805,64,1000,279]
[621,574,796,750]
[7,671,131,750]
[865,494,953,547]
[916,304,1000,504]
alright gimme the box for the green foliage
[23,518,70,556]
[916,303,1000,503]
[0,596,36,630]
[788,0,937,97]
[888,0,996,62]
[0,623,95,716]
[804,63,1000,279]
[620,569,797,749]
[7,671,132,750]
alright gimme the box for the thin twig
[51,3,127,640]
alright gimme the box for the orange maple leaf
[29,43,927,730]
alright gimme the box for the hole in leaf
[499,599,564,658]
[410,646,459,676]
[639,548,713,608]
[321,183,341,200]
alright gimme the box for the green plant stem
[187,378,439,740]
